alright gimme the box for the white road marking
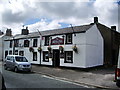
[41,75,95,88]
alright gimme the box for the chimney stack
[94,17,98,23]
[21,26,29,35]
[111,26,116,31]
[6,29,12,36]
[0,30,4,35]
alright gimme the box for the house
[0,29,12,61]
[3,17,120,68]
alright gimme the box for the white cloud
[28,19,61,33]
[0,0,119,35]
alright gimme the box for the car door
[6,56,11,68]
[9,56,15,69]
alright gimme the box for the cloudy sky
[0,0,119,35]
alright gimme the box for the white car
[116,46,120,87]
[4,55,32,72]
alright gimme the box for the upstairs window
[5,51,8,58]
[33,39,38,47]
[45,36,49,46]
[66,34,72,44]
[9,40,12,48]
[24,40,29,47]
[14,39,19,47]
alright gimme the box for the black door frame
[52,49,60,67]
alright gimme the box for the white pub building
[4,17,120,68]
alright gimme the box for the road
[2,69,87,89]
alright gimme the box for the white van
[4,55,32,72]
[116,46,120,87]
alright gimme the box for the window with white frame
[33,52,37,61]
[64,51,73,63]
[43,51,49,62]
[9,50,12,55]
[33,39,38,47]
[14,39,19,47]
[19,51,24,56]
[9,40,12,48]
[44,36,49,46]
[15,50,18,55]
[66,34,72,44]
[24,40,29,47]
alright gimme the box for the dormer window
[24,40,29,47]
[66,34,72,44]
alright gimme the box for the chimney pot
[111,26,116,31]
[94,17,98,23]
[26,26,28,30]
[6,29,12,36]
[21,26,29,35]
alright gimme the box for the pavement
[32,64,119,89]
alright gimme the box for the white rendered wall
[60,33,86,68]
[60,24,103,68]
[85,25,103,68]
[0,38,2,60]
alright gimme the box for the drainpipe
[37,29,42,65]
[13,37,15,55]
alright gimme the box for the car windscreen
[15,57,28,62]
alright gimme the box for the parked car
[116,47,120,87]
[4,55,32,72]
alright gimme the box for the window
[15,56,28,62]
[19,51,24,56]
[5,51,8,58]
[15,50,18,55]
[24,40,29,47]
[9,50,12,55]
[6,56,10,60]
[14,39,19,47]
[11,56,14,62]
[64,51,73,63]
[9,40,12,48]
[33,39,38,47]
[44,36,49,46]
[33,52,37,61]
[66,34,72,44]
[43,51,49,62]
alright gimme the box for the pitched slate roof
[96,23,120,45]
[6,24,93,40]
[40,24,93,36]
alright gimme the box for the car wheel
[14,67,18,73]
[116,80,120,87]
[29,69,32,73]
[4,65,7,70]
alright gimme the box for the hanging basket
[72,45,78,53]
[37,47,42,52]
[47,46,52,51]
[29,47,34,52]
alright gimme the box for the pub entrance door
[53,49,60,67]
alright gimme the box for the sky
[0,0,119,35]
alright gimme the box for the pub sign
[51,37,64,45]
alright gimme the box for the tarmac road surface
[2,69,88,89]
